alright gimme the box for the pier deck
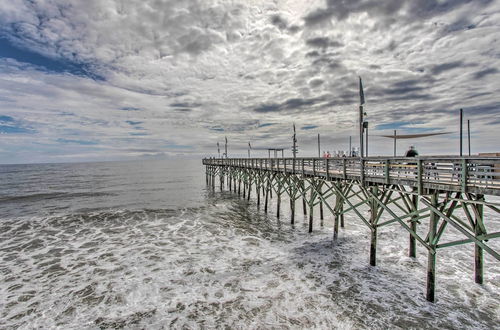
[205,156,500,196]
[203,156,500,302]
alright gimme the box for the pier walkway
[203,156,500,302]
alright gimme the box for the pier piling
[203,156,500,302]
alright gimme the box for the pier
[203,156,500,302]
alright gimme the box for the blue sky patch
[0,125,34,134]
[376,121,441,132]
[301,125,318,130]
[0,116,35,134]
[0,37,103,80]
[126,120,143,125]
[57,138,98,145]
[0,115,15,122]
[166,144,193,149]
[120,107,141,111]
[375,121,417,130]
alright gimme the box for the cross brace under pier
[203,157,500,302]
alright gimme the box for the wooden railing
[203,157,500,196]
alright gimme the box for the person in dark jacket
[405,146,419,157]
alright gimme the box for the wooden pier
[203,156,500,302]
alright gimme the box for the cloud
[254,96,325,113]
[303,0,493,27]
[56,138,98,145]
[430,61,469,75]
[0,115,35,134]
[125,120,143,126]
[0,0,499,162]
[473,67,498,80]
[305,37,343,49]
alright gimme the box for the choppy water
[0,159,499,329]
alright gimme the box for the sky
[0,0,500,163]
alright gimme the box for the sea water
[0,159,499,329]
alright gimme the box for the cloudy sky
[1,0,499,163]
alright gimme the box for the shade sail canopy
[379,132,451,139]
[250,147,288,150]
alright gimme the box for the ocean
[0,159,498,329]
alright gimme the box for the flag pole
[365,124,369,157]
[349,136,352,157]
[225,136,228,158]
[318,133,321,157]
[459,109,463,157]
[292,124,297,158]
[359,77,365,158]
[393,130,397,157]
[467,119,471,156]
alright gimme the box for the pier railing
[203,156,500,196]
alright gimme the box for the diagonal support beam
[367,190,432,252]
[421,199,500,261]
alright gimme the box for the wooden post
[309,181,314,233]
[333,187,340,240]
[334,213,339,240]
[340,202,345,228]
[256,184,260,206]
[409,194,418,258]
[276,180,281,218]
[319,184,324,224]
[290,198,295,224]
[243,178,246,197]
[302,180,307,215]
[247,178,251,201]
[426,192,439,302]
[369,186,378,266]
[475,194,484,284]
[264,182,269,212]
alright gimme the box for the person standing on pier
[405,146,419,157]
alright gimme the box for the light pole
[292,124,298,158]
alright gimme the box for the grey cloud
[270,14,302,33]
[303,0,492,26]
[170,102,202,108]
[430,61,477,75]
[311,56,343,71]
[309,78,324,88]
[473,68,498,80]
[254,96,325,113]
[430,61,466,75]
[270,15,288,30]
[306,51,321,57]
[305,37,343,49]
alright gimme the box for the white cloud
[0,0,499,162]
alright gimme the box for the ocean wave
[0,200,498,329]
